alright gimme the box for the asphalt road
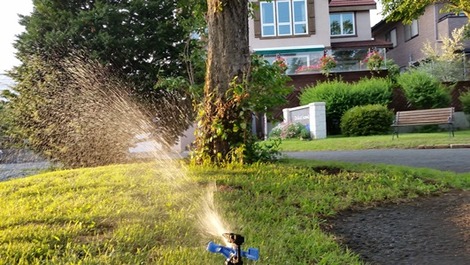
[2,149,469,182]
[0,162,51,181]
[284,149,470,173]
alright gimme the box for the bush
[299,80,349,134]
[352,78,392,106]
[269,122,310,140]
[299,78,392,134]
[244,138,282,163]
[340,104,394,136]
[460,90,470,114]
[397,70,451,109]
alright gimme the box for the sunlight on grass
[276,129,470,151]
[1,161,468,264]
[0,163,219,264]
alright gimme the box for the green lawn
[275,129,470,151]
[1,160,469,264]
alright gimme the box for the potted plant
[273,54,288,73]
[363,50,384,70]
[319,54,337,76]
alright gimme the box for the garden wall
[282,103,327,139]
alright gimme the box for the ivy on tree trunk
[194,0,250,164]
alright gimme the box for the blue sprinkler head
[207,233,259,265]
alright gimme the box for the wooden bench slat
[392,107,455,138]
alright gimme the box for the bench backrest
[394,107,454,126]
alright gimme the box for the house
[248,0,392,137]
[372,3,470,71]
[249,0,392,75]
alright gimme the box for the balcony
[263,47,388,75]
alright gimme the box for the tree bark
[195,0,250,163]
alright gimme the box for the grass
[1,160,469,264]
[275,129,470,151]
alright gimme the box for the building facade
[372,3,470,70]
[249,0,391,75]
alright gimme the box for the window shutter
[308,0,316,35]
[254,2,261,38]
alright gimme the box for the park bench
[392,107,454,139]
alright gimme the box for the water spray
[207,233,259,264]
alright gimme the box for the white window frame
[260,0,308,37]
[276,0,292,36]
[260,2,277,37]
[292,0,307,35]
[330,12,356,36]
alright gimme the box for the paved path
[0,162,51,181]
[284,149,470,173]
[2,149,469,182]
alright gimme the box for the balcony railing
[265,48,388,75]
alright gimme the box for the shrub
[384,59,400,85]
[269,125,282,138]
[269,122,310,140]
[299,78,392,134]
[397,70,451,109]
[352,78,393,106]
[459,90,470,114]
[245,138,282,163]
[340,104,394,136]
[300,80,352,134]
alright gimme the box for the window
[404,20,418,41]
[385,28,397,48]
[330,12,355,36]
[260,0,308,37]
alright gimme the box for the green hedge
[299,78,392,134]
[460,90,470,114]
[340,104,394,136]
[397,70,450,109]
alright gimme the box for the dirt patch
[217,184,243,192]
[311,166,348,175]
[326,190,470,265]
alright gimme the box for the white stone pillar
[282,108,290,123]
[308,102,326,139]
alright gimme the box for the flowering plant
[273,55,288,73]
[295,64,321,73]
[319,55,337,76]
[363,50,384,70]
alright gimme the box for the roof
[331,39,393,49]
[329,0,376,7]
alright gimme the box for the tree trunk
[194,0,250,163]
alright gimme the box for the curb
[417,144,470,149]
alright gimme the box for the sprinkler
[207,233,259,264]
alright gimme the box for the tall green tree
[15,0,192,92]
[7,0,201,165]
